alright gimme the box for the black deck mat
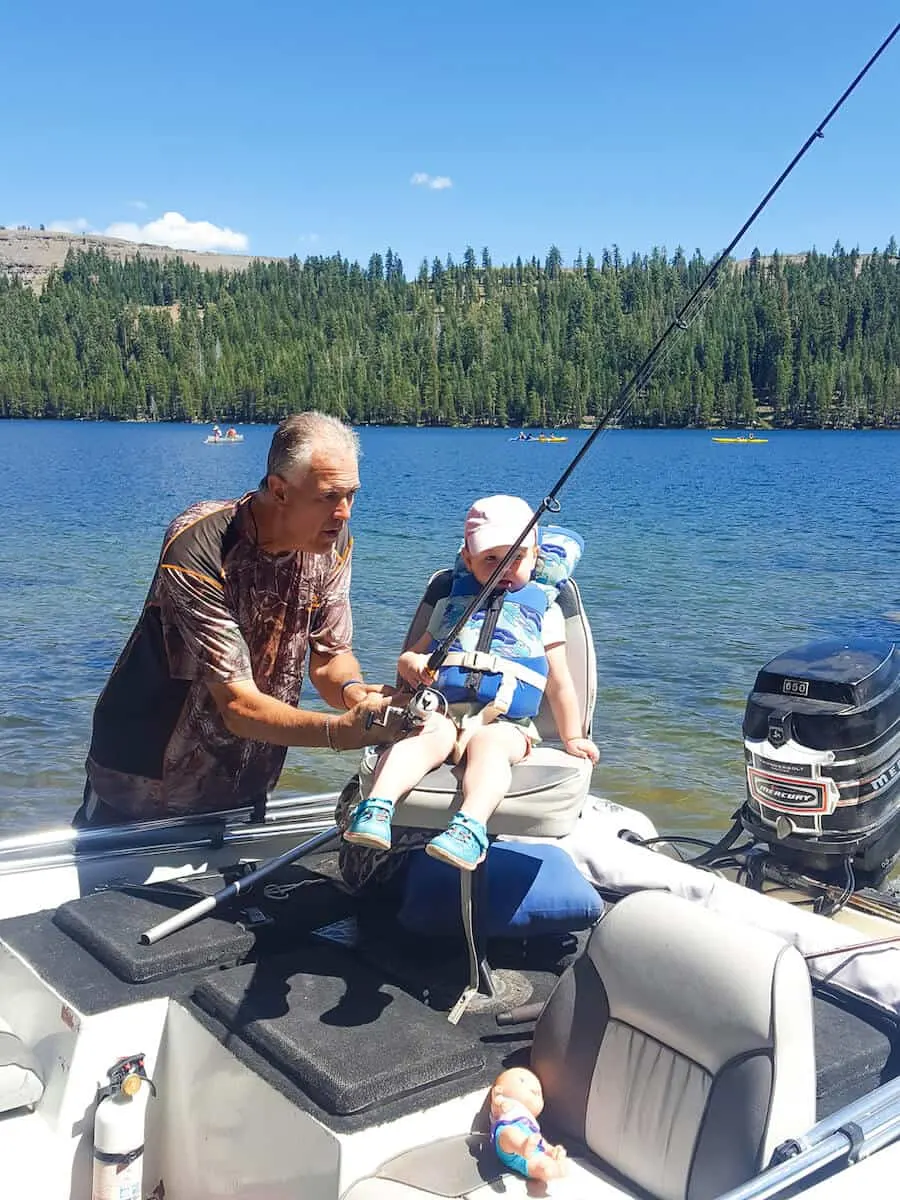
[0,862,361,1013]
[814,989,900,1116]
[192,941,486,1115]
[355,923,583,1012]
[53,885,254,983]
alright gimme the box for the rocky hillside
[0,228,278,289]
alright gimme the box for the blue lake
[0,420,898,837]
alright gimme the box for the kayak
[508,434,569,443]
[710,436,768,446]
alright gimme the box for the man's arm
[308,649,370,710]
[207,677,406,750]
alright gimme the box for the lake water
[0,420,898,838]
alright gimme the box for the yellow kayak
[712,435,768,444]
[536,435,568,443]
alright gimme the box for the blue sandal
[426,812,489,871]
[343,797,395,851]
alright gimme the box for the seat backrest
[399,571,597,742]
[531,889,816,1200]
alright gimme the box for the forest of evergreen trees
[1,239,898,427]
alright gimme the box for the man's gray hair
[266,412,360,481]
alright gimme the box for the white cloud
[49,217,92,233]
[129,199,148,211]
[104,211,249,253]
[410,172,453,191]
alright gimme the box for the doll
[489,1067,568,1181]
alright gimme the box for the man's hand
[331,693,410,750]
[341,680,405,708]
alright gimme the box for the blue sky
[2,2,897,269]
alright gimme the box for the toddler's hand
[398,652,435,688]
[564,736,599,763]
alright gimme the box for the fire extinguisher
[92,1054,157,1200]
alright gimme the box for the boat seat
[342,890,817,1200]
[358,572,596,837]
[0,1016,44,1115]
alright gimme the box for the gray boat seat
[0,1016,44,1114]
[342,889,817,1200]
[358,572,597,837]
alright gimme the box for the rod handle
[140,894,218,945]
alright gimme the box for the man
[77,412,405,826]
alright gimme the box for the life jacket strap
[440,651,547,693]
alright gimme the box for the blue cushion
[397,841,603,939]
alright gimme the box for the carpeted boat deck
[1,857,899,1132]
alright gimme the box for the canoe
[204,434,244,444]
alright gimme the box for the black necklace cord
[426,23,900,676]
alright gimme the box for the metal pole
[139,824,339,944]
[718,1076,900,1199]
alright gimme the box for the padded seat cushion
[531,891,816,1200]
[359,746,591,838]
[193,942,485,1115]
[399,842,603,939]
[53,885,254,983]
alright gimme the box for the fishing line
[427,22,900,675]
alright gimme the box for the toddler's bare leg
[368,713,457,801]
[458,723,529,825]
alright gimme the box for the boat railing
[718,1074,900,1198]
[0,792,339,874]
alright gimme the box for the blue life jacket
[429,526,583,719]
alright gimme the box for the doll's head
[490,1067,545,1120]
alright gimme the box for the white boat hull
[2,794,900,1200]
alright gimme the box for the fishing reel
[365,685,448,734]
[404,685,448,726]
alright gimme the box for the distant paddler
[76,412,408,828]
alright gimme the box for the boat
[4,583,900,1198]
[205,432,244,444]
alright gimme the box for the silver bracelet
[324,717,338,752]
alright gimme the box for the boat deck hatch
[192,942,486,1116]
[53,884,255,983]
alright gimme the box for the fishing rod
[426,21,900,677]
[140,24,898,947]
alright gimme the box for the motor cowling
[740,637,900,886]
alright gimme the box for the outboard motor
[741,638,900,887]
